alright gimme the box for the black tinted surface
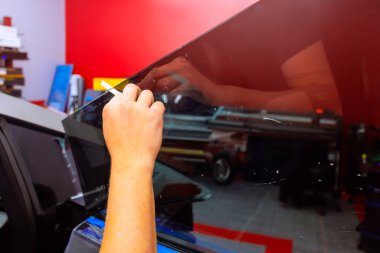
[9,124,78,209]
[63,1,380,252]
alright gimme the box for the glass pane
[63,1,380,252]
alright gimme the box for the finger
[156,76,181,92]
[139,57,188,91]
[107,93,123,105]
[138,76,154,91]
[103,93,122,117]
[150,64,176,80]
[122,83,141,101]
[142,61,179,85]
[138,69,159,91]
[137,89,154,107]
[150,101,165,115]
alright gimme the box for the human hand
[138,57,218,104]
[102,83,165,170]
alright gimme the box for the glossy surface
[63,1,380,252]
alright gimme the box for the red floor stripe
[354,203,365,223]
[194,223,293,253]
[353,196,366,223]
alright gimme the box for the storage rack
[0,48,28,97]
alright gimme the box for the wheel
[212,157,233,184]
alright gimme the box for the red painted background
[65,0,257,88]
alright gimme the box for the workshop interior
[1,0,380,252]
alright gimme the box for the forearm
[211,85,270,107]
[100,159,157,253]
[211,85,313,112]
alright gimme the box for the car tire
[212,156,233,184]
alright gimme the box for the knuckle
[175,57,186,62]
[176,57,189,66]
[158,102,165,111]
[156,78,171,88]
[124,83,138,93]
[142,89,153,97]
[150,67,157,76]
[130,84,139,91]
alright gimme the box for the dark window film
[64,1,380,252]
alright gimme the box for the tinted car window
[64,1,380,252]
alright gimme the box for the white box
[0,35,21,48]
[0,25,18,37]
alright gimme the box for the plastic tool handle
[101,81,121,95]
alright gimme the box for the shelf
[0,48,28,60]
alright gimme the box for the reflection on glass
[64,0,380,252]
[138,40,341,114]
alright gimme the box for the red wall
[65,0,257,88]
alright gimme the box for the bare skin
[100,83,165,253]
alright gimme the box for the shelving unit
[0,48,28,97]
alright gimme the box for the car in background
[205,131,248,184]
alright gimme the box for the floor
[190,176,363,253]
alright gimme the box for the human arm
[100,84,165,253]
[138,58,312,111]
[138,41,341,114]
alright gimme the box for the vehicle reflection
[158,105,341,210]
